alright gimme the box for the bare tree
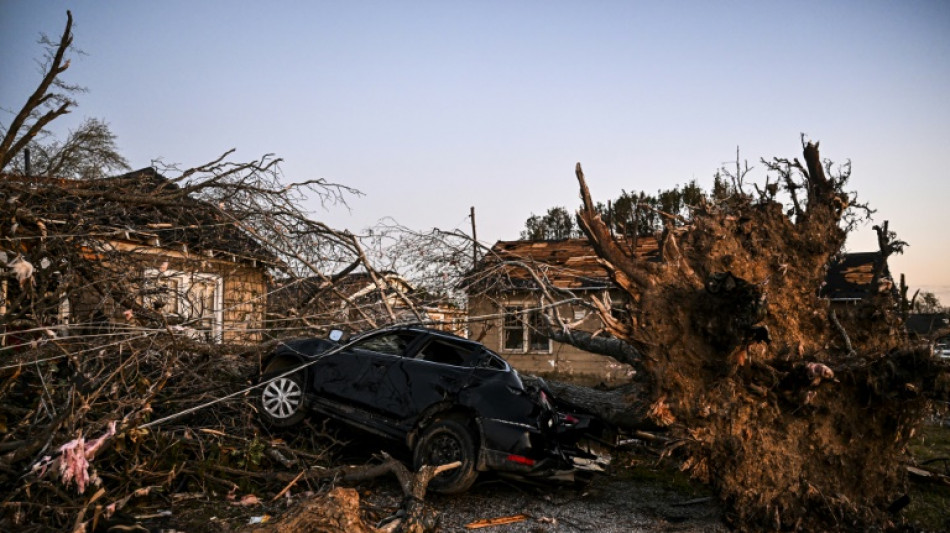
[14,118,130,178]
[0,11,80,173]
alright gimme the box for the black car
[257,325,607,493]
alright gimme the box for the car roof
[362,324,471,343]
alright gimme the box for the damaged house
[818,250,905,344]
[464,238,661,386]
[1,168,274,346]
[466,238,901,385]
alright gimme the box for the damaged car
[257,325,607,493]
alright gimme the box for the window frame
[352,331,417,357]
[500,304,551,354]
[416,337,477,366]
[143,268,224,343]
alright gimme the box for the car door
[310,330,416,409]
[373,335,478,422]
[308,344,372,405]
[338,330,424,414]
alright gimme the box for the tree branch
[575,163,652,290]
[0,11,76,172]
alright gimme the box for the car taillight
[539,389,552,409]
[506,454,536,466]
[561,414,579,425]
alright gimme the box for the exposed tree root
[547,141,950,530]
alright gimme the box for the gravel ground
[147,444,727,532]
[362,468,727,532]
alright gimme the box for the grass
[904,421,950,531]
[611,447,712,499]
[611,424,950,530]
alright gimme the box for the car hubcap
[426,432,464,478]
[262,376,302,419]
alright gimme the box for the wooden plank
[464,514,529,529]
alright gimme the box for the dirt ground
[393,474,725,532]
[145,448,725,532]
[120,417,950,533]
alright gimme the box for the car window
[418,339,476,367]
[476,348,508,370]
[354,332,416,356]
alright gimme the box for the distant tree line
[914,291,945,314]
[520,173,735,240]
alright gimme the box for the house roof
[467,237,660,290]
[3,168,274,264]
[819,251,892,301]
[469,238,891,302]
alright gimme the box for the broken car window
[475,348,507,370]
[355,332,416,356]
[417,339,474,366]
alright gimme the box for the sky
[2,1,949,302]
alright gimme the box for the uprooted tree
[6,10,950,533]
[515,145,949,529]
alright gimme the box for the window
[355,331,417,356]
[475,348,508,370]
[418,338,476,366]
[502,306,550,353]
[143,275,180,315]
[503,307,524,351]
[143,269,223,342]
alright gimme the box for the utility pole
[607,199,613,237]
[470,206,478,267]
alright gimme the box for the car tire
[259,370,309,428]
[413,417,479,494]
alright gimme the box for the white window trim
[500,304,551,355]
[144,268,224,343]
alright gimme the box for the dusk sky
[2,1,949,302]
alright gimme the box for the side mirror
[328,329,344,342]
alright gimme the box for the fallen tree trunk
[541,379,655,431]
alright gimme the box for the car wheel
[259,371,308,428]
[413,417,478,494]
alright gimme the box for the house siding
[67,242,266,345]
[468,293,635,386]
[220,263,266,344]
